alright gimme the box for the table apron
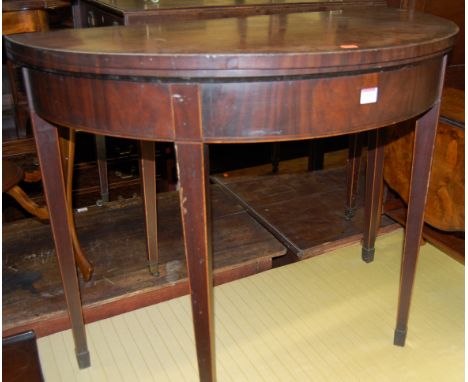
[28,56,443,142]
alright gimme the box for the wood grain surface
[6,9,458,77]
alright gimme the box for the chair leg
[344,133,364,220]
[362,128,385,263]
[307,139,324,172]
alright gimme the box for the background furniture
[384,87,465,262]
[386,0,464,89]
[73,0,386,26]
[3,330,44,382]
[3,0,69,139]
[3,2,93,281]
[3,159,48,221]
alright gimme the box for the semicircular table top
[6,7,458,77]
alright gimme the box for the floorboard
[3,185,286,337]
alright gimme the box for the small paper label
[360,87,378,104]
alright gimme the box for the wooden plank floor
[3,185,286,337]
[3,151,401,338]
[37,230,464,381]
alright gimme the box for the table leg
[24,68,89,368]
[271,142,280,173]
[140,141,159,275]
[307,139,324,172]
[362,128,384,263]
[95,135,109,204]
[344,133,363,220]
[32,113,90,367]
[394,104,440,346]
[176,142,216,382]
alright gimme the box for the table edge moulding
[5,8,458,382]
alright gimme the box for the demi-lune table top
[6,8,458,78]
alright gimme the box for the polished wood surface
[2,9,48,34]
[7,9,457,78]
[6,8,457,380]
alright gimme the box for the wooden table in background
[73,0,386,27]
[6,8,457,381]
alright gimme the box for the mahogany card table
[6,8,457,381]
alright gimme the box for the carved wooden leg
[176,142,216,382]
[59,128,94,282]
[344,133,363,220]
[362,128,384,263]
[394,105,441,346]
[140,141,159,275]
[24,69,89,368]
[7,185,49,220]
[271,142,280,173]
[95,135,109,204]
